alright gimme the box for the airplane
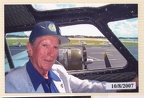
[5,4,138,92]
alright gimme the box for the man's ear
[26,42,33,57]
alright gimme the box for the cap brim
[54,35,70,44]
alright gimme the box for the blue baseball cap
[29,21,70,44]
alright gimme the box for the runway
[9,45,138,70]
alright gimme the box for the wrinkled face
[27,36,60,73]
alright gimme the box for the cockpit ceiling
[5,4,137,33]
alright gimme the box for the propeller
[104,52,111,68]
[82,44,87,69]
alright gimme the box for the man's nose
[46,47,56,57]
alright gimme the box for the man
[5,21,137,93]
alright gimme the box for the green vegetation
[6,38,29,46]
[61,38,105,47]
[6,37,138,47]
[122,42,138,46]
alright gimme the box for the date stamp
[106,82,136,90]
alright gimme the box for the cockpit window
[5,24,127,71]
[5,32,29,71]
[108,18,138,60]
[32,4,109,11]
[59,24,127,69]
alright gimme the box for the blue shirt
[26,60,61,93]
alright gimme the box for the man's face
[27,36,60,73]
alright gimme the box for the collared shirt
[26,60,61,93]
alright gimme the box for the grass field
[6,37,138,47]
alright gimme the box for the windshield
[5,24,127,71]
[32,4,109,11]
[108,18,138,60]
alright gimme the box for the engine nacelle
[57,48,83,70]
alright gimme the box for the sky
[8,4,138,38]
[32,4,109,11]
[108,18,138,37]
[60,24,104,37]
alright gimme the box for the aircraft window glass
[59,24,127,69]
[5,54,10,72]
[32,4,109,11]
[5,32,29,72]
[108,18,138,60]
[5,24,127,71]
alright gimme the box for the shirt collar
[26,60,61,91]
[48,69,61,81]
